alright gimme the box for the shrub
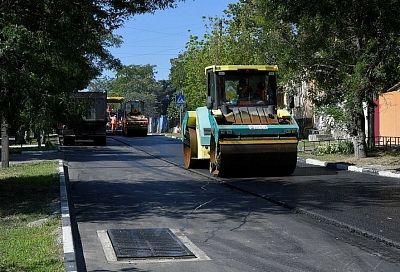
[313,140,354,155]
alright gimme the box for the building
[375,82,400,139]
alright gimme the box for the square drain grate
[107,228,195,260]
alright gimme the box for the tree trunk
[351,98,367,159]
[353,134,367,158]
[1,117,10,168]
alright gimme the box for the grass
[0,161,63,272]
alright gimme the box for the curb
[59,160,78,272]
[301,158,400,179]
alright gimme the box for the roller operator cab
[182,65,299,177]
[121,100,148,136]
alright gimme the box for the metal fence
[299,136,400,153]
[368,136,400,150]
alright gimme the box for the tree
[0,0,182,167]
[108,65,161,117]
[88,77,113,93]
[170,0,400,158]
[169,1,289,110]
[264,0,400,158]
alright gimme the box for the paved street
[62,136,400,272]
[113,135,400,248]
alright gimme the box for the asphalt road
[63,135,400,272]
[114,135,400,248]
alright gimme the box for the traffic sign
[176,94,185,105]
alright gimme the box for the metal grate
[107,228,195,259]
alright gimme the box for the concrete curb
[59,160,78,272]
[301,158,400,179]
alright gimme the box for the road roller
[182,65,299,177]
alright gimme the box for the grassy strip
[0,161,63,272]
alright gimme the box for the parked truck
[61,91,107,145]
[121,100,148,136]
[181,65,299,177]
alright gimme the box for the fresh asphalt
[114,135,400,248]
[60,135,400,271]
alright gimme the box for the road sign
[176,94,185,105]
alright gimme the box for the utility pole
[215,19,223,65]
[1,117,9,168]
[367,93,376,149]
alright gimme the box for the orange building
[375,83,400,137]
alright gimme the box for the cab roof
[205,65,278,74]
[107,96,124,103]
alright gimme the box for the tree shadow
[0,174,58,218]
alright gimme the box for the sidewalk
[298,158,400,179]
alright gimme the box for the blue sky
[105,0,238,81]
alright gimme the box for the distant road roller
[181,65,299,177]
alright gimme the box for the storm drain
[107,228,195,260]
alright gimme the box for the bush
[313,141,354,155]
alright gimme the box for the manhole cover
[107,228,195,260]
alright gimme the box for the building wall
[378,91,400,137]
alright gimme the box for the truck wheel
[124,128,132,137]
[183,128,197,169]
[63,137,75,146]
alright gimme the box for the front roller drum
[183,128,198,169]
[210,139,298,177]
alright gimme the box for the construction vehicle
[106,96,124,134]
[121,100,148,136]
[181,65,299,177]
[61,91,107,145]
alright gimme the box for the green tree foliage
[169,1,292,110]
[0,0,182,167]
[88,77,113,93]
[170,0,400,158]
[265,0,400,157]
[108,65,161,117]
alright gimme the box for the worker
[107,105,112,114]
[255,81,267,100]
[110,114,117,133]
[238,79,252,99]
[129,107,139,116]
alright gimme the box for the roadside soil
[299,152,400,171]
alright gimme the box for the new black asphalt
[6,138,400,271]
[114,135,400,251]
[62,136,399,271]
